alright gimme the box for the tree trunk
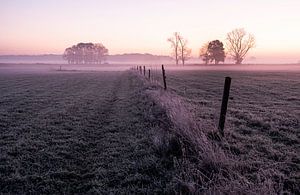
[235,55,243,64]
[236,58,243,64]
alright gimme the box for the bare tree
[167,32,180,65]
[178,36,192,65]
[226,28,255,64]
[199,42,209,65]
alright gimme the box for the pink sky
[1,0,300,63]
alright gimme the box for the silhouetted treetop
[199,40,225,64]
[208,40,226,64]
[63,43,108,64]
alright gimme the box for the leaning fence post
[162,65,167,90]
[218,77,232,137]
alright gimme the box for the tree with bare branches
[226,28,255,64]
[178,36,191,65]
[199,42,210,65]
[167,32,180,65]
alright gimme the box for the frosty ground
[0,69,178,193]
[162,70,300,193]
[0,64,299,194]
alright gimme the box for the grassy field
[149,69,299,194]
[0,69,184,194]
[0,65,299,194]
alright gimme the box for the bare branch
[226,28,255,64]
[178,35,191,66]
[167,32,181,65]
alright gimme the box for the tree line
[63,28,254,65]
[63,43,108,64]
[168,28,255,65]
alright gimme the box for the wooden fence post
[143,66,146,76]
[162,65,167,90]
[218,77,232,136]
[139,66,142,74]
[148,69,151,80]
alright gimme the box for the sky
[0,0,300,63]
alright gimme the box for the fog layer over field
[155,64,300,72]
[0,64,131,73]
[0,63,299,74]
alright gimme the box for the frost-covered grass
[0,69,182,194]
[144,69,299,194]
[1,65,299,194]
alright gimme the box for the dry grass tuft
[136,72,281,194]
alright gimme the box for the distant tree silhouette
[178,36,192,65]
[94,43,109,64]
[207,40,226,64]
[167,32,180,65]
[63,47,75,64]
[226,28,255,64]
[199,41,225,64]
[63,43,108,64]
[168,32,191,65]
[199,42,210,65]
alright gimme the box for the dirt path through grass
[0,71,174,194]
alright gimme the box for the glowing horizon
[1,0,300,63]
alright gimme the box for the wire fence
[131,64,231,137]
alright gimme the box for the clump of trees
[168,28,255,65]
[199,40,225,64]
[63,43,108,64]
[168,32,191,65]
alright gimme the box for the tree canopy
[63,43,108,64]
[199,40,225,64]
[207,40,226,64]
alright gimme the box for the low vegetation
[1,67,299,194]
[0,70,184,193]
[141,69,299,194]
